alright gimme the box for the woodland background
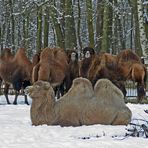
[0,0,147,60]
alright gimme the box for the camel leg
[4,83,11,104]
[13,91,19,105]
[60,83,65,96]
[137,83,146,103]
[0,78,3,95]
[24,94,29,105]
[54,87,60,99]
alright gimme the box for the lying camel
[26,78,132,126]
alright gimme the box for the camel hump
[15,48,26,57]
[72,77,92,87]
[14,48,31,64]
[94,79,124,100]
[61,77,94,100]
[117,49,141,63]
[1,48,14,61]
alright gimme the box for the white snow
[0,95,148,148]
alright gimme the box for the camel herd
[0,47,147,105]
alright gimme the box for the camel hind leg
[137,83,146,103]
[131,64,146,103]
[13,90,19,105]
[4,83,11,104]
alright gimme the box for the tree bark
[43,7,49,48]
[50,0,64,48]
[86,0,94,48]
[137,0,148,57]
[64,0,77,50]
[77,0,82,50]
[36,7,42,51]
[101,1,113,53]
[95,0,104,52]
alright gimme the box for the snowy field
[0,95,148,148]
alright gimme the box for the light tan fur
[26,78,132,126]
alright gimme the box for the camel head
[25,80,55,100]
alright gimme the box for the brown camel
[0,48,33,104]
[32,47,69,98]
[117,49,147,102]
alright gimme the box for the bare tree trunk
[129,0,142,55]
[9,0,15,52]
[86,0,94,48]
[64,0,77,49]
[95,0,104,52]
[36,7,42,51]
[50,0,64,48]
[77,0,82,50]
[43,7,49,48]
[137,0,148,58]
[0,26,1,52]
[101,1,113,53]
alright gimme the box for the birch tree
[129,0,142,55]
[137,0,148,58]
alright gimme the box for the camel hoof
[25,102,29,105]
[13,102,17,105]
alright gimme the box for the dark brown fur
[79,47,95,78]
[117,49,142,63]
[117,49,147,102]
[65,50,80,89]
[87,53,126,96]
[0,48,33,104]
[0,48,14,104]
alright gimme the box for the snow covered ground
[0,95,148,148]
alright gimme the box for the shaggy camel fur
[79,47,95,78]
[117,49,142,64]
[32,47,69,87]
[0,48,14,103]
[26,78,132,126]
[0,48,32,104]
[117,49,147,102]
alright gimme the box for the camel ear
[44,82,52,90]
